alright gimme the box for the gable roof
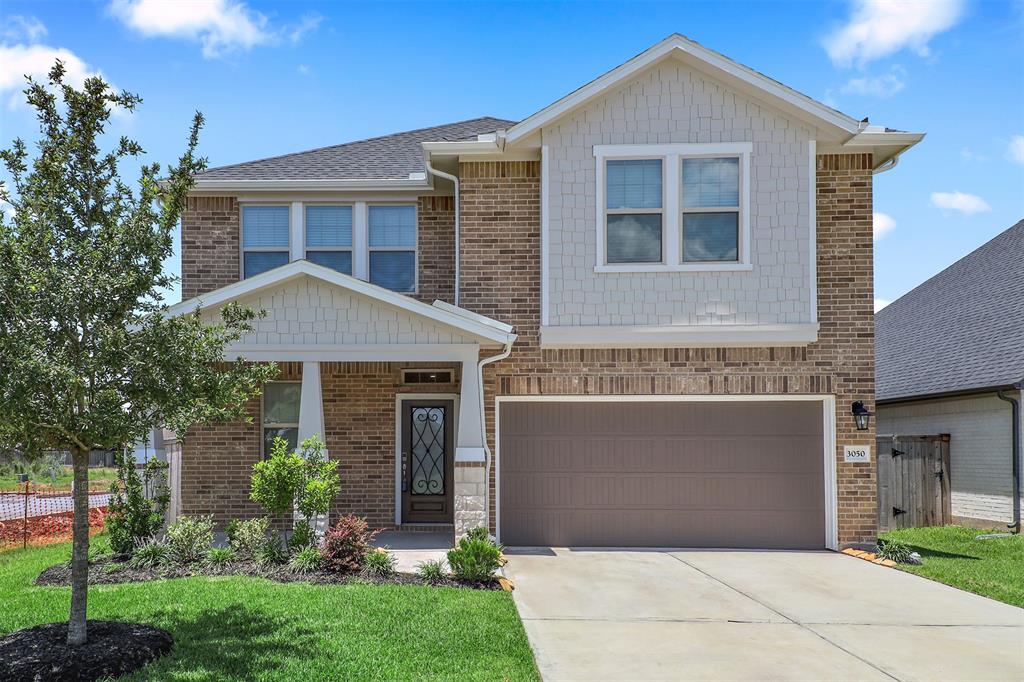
[166,259,516,347]
[875,220,1024,402]
[193,117,514,182]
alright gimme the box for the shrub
[130,540,169,569]
[447,536,503,582]
[288,519,316,552]
[295,436,340,532]
[362,548,397,579]
[205,547,236,566]
[877,538,914,564]
[288,546,323,573]
[250,438,305,519]
[105,451,169,556]
[416,559,447,585]
[165,515,214,564]
[229,517,270,560]
[464,526,493,544]
[256,531,288,567]
[321,515,379,573]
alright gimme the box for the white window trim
[239,203,292,280]
[303,202,355,277]
[261,380,301,458]
[367,202,419,294]
[594,142,752,273]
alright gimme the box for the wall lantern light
[851,401,873,431]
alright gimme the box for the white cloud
[873,212,896,240]
[109,0,321,59]
[874,298,892,313]
[2,15,48,42]
[297,64,310,76]
[824,0,965,67]
[0,43,101,109]
[840,67,906,98]
[930,191,991,215]
[1008,135,1024,165]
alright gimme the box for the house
[167,34,923,550]
[876,221,1023,531]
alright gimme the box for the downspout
[425,160,460,306]
[478,341,514,537]
[996,381,1022,534]
[872,154,900,175]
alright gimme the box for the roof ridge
[195,116,515,176]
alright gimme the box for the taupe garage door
[499,400,825,549]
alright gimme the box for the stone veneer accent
[454,462,488,537]
[458,155,877,546]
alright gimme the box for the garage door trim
[495,394,838,550]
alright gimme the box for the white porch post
[296,361,326,532]
[454,348,488,537]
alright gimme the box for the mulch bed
[0,620,172,682]
[35,557,501,590]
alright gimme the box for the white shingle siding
[543,61,814,327]
[201,279,478,346]
[877,392,1023,524]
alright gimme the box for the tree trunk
[67,447,90,646]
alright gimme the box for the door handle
[402,451,408,492]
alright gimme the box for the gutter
[424,160,461,306]
[996,380,1022,534]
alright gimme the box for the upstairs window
[605,159,663,264]
[262,382,300,457]
[242,205,289,278]
[368,205,416,292]
[305,205,353,275]
[682,157,740,262]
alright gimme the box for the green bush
[877,538,914,563]
[256,530,288,566]
[165,515,214,564]
[416,559,447,585]
[205,547,236,566]
[321,515,379,573]
[447,533,503,582]
[362,548,397,578]
[105,451,169,556]
[288,519,316,552]
[229,517,270,560]
[464,526,493,544]
[288,545,323,573]
[130,540,169,569]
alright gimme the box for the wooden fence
[876,434,952,532]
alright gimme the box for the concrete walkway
[503,548,1024,681]
[373,531,451,573]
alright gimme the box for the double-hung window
[305,205,353,275]
[605,159,663,263]
[682,157,740,262]
[262,382,300,457]
[242,205,290,278]
[368,205,416,292]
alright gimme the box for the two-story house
[167,35,922,550]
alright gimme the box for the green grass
[880,525,1024,607]
[0,466,118,491]
[0,540,539,681]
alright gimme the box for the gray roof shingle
[194,117,516,181]
[875,220,1024,401]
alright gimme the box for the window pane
[683,213,739,262]
[263,382,300,424]
[243,251,289,278]
[607,214,662,263]
[307,250,352,275]
[305,206,352,247]
[369,251,415,292]
[242,206,290,247]
[264,428,298,457]
[606,159,662,209]
[368,206,416,247]
[683,157,739,208]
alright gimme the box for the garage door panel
[499,400,826,548]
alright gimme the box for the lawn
[880,525,1024,607]
[0,539,540,681]
[0,466,118,491]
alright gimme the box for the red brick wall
[415,196,456,305]
[458,156,877,546]
[181,196,240,300]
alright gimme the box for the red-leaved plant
[320,515,380,572]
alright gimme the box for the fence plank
[875,434,951,531]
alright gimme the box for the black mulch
[0,620,172,682]
[35,558,500,590]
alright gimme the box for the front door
[401,400,455,524]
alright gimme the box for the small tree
[105,450,170,556]
[250,434,340,536]
[0,63,277,645]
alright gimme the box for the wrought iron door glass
[410,407,445,495]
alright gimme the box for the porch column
[296,361,327,533]
[455,350,488,537]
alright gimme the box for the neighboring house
[876,221,1023,530]
[168,35,922,550]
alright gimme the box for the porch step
[395,523,454,533]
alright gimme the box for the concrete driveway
[503,548,1024,681]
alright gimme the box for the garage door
[499,400,825,549]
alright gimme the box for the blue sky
[1,0,1022,307]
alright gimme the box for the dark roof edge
[878,383,1023,406]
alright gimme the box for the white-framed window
[262,381,300,457]
[594,143,751,272]
[305,205,353,275]
[367,205,417,292]
[241,205,291,278]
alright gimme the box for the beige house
[169,35,922,549]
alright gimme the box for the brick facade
[458,156,877,546]
[414,195,456,305]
